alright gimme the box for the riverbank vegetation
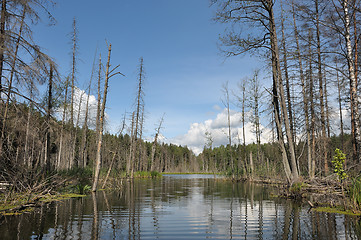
[1,0,361,215]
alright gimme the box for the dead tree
[291,0,314,178]
[221,81,233,176]
[92,43,122,192]
[150,114,165,172]
[133,57,145,172]
[213,0,299,182]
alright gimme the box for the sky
[32,0,276,154]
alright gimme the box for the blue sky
[32,0,268,152]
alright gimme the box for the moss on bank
[314,206,361,216]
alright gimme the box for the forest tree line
[0,0,201,192]
[1,0,361,192]
[203,0,361,182]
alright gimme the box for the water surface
[1,174,361,239]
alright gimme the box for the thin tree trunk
[336,61,344,150]
[151,115,164,172]
[80,52,97,168]
[0,0,6,96]
[25,85,34,168]
[249,151,253,179]
[308,29,317,178]
[343,0,361,163]
[138,106,145,171]
[292,1,313,178]
[134,57,144,172]
[70,18,77,127]
[315,0,328,175]
[45,65,53,173]
[70,91,84,168]
[281,1,295,144]
[80,87,90,168]
[96,54,102,139]
[324,66,331,140]
[92,44,112,192]
[268,2,298,181]
[127,112,135,177]
[241,81,247,174]
[222,82,233,177]
[69,18,78,169]
[101,152,116,189]
[1,6,26,150]
[57,77,69,170]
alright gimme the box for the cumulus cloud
[55,87,104,129]
[170,108,272,155]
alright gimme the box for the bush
[332,148,348,181]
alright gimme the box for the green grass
[349,176,361,210]
[163,172,219,175]
[314,206,361,216]
[133,171,162,178]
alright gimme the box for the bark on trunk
[343,0,361,163]
[92,44,112,192]
[0,0,6,96]
[292,1,313,178]
[315,0,328,175]
[268,2,298,182]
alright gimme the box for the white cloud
[170,108,272,155]
[55,86,105,129]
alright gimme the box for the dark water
[1,174,361,239]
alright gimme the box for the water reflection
[0,175,360,239]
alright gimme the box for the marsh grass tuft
[349,176,361,211]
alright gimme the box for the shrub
[332,148,348,181]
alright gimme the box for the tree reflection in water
[0,175,360,239]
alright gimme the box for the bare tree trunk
[292,1,313,178]
[134,57,145,172]
[70,18,77,127]
[101,152,116,189]
[241,81,247,175]
[280,1,295,144]
[25,84,34,168]
[351,0,358,161]
[151,115,164,172]
[324,67,331,139]
[57,77,69,170]
[272,68,292,182]
[80,86,90,168]
[45,65,53,173]
[92,44,116,192]
[336,61,344,150]
[308,29,317,178]
[268,2,298,182]
[315,0,328,175]
[138,106,145,171]
[249,151,253,179]
[0,0,6,96]
[69,91,84,168]
[343,0,361,163]
[68,18,78,169]
[80,52,97,168]
[95,54,102,140]
[1,6,25,145]
[127,112,136,178]
[222,82,233,177]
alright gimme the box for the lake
[1,174,360,239]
